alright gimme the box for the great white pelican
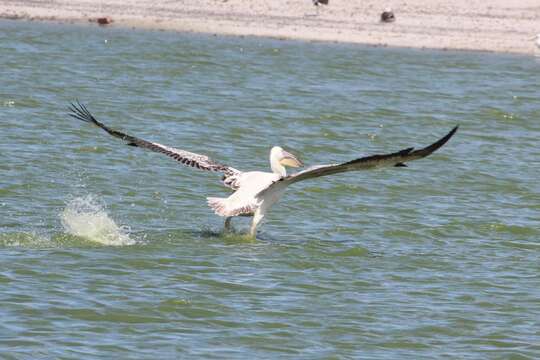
[69,102,458,236]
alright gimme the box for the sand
[1,0,539,55]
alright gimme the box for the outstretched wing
[257,126,458,198]
[69,101,242,189]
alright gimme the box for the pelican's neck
[270,150,286,177]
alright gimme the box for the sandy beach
[1,0,539,54]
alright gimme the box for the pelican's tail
[207,197,229,217]
[207,197,257,217]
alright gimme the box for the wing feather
[69,101,241,188]
[257,126,458,198]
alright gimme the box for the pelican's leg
[249,210,264,237]
[224,217,233,232]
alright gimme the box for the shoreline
[1,1,538,55]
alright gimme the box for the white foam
[60,195,135,246]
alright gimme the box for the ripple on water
[0,232,52,248]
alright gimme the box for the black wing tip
[438,124,459,148]
[394,125,458,167]
[433,125,459,144]
[449,124,459,137]
[413,125,459,158]
[68,99,97,124]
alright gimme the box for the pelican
[69,102,458,236]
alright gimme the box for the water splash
[60,195,135,246]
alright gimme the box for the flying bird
[69,101,458,237]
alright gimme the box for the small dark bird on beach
[311,0,328,16]
[97,17,112,25]
[380,8,395,23]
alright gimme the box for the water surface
[1,20,539,359]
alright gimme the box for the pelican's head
[270,146,303,176]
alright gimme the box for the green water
[1,20,539,359]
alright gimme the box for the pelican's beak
[279,150,304,168]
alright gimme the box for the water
[1,20,539,359]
